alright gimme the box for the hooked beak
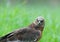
[38,21,41,25]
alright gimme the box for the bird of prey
[0,16,45,42]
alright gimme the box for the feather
[0,16,45,42]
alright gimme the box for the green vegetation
[0,4,60,42]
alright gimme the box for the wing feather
[0,28,41,42]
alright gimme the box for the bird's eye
[40,20,43,23]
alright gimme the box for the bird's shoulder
[14,27,41,35]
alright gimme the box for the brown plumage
[0,16,45,42]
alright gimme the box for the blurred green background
[0,0,60,42]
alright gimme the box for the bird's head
[29,16,45,31]
[33,16,45,31]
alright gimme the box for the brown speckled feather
[0,16,45,42]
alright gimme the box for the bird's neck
[28,23,44,31]
[29,23,35,28]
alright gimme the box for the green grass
[0,5,60,42]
